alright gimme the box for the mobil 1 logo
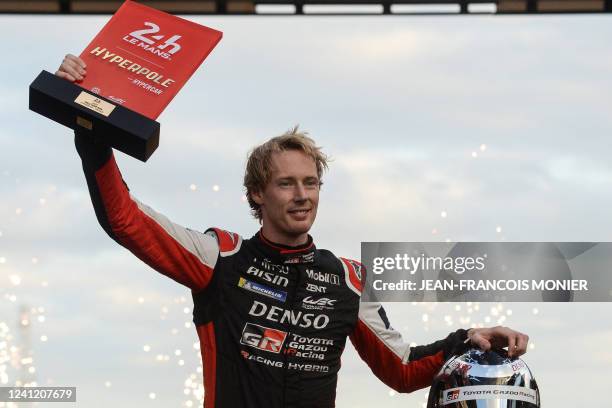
[305,269,340,286]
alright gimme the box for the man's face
[252,150,320,243]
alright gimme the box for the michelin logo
[238,277,287,302]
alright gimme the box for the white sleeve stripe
[358,302,411,362]
[132,195,219,268]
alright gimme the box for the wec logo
[303,296,335,307]
[123,22,182,60]
[301,296,336,311]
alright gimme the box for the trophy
[29,0,222,162]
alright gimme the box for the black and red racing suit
[75,133,469,407]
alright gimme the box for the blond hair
[244,126,329,221]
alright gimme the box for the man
[57,54,529,408]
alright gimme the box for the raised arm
[59,54,218,291]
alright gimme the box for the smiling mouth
[289,209,310,215]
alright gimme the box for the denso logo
[240,323,287,353]
[286,334,333,361]
[123,22,182,60]
[306,269,340,285]
[247,266,289,287]
[248,300,330,329]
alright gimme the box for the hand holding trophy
[56,54,88,83]
[29,0,222,161]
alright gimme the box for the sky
[1,11,612,407]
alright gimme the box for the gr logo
[124,22,182,59]
[240,323,287,354]
[447,389,460,401]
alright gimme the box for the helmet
[427,348,540,408]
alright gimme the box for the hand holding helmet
[467,326,530,358]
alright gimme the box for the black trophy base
[29,70,160,162]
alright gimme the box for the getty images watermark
[360,243,612,302]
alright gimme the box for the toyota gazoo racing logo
[441,386,538,405]
[285,333,333,361]
[240,323,287,353]
[301,296,336,310]
[124,22,182,60]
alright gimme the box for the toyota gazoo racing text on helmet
[427,349,540,408]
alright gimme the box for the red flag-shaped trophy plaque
[29,0,222,161]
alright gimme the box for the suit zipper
[281,265,301,407]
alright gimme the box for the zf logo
[124,22,182,60]
[240,323,287,353]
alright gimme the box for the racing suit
[75,133,469,408]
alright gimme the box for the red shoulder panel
[340,257,364,294]
[209,227,241,253]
